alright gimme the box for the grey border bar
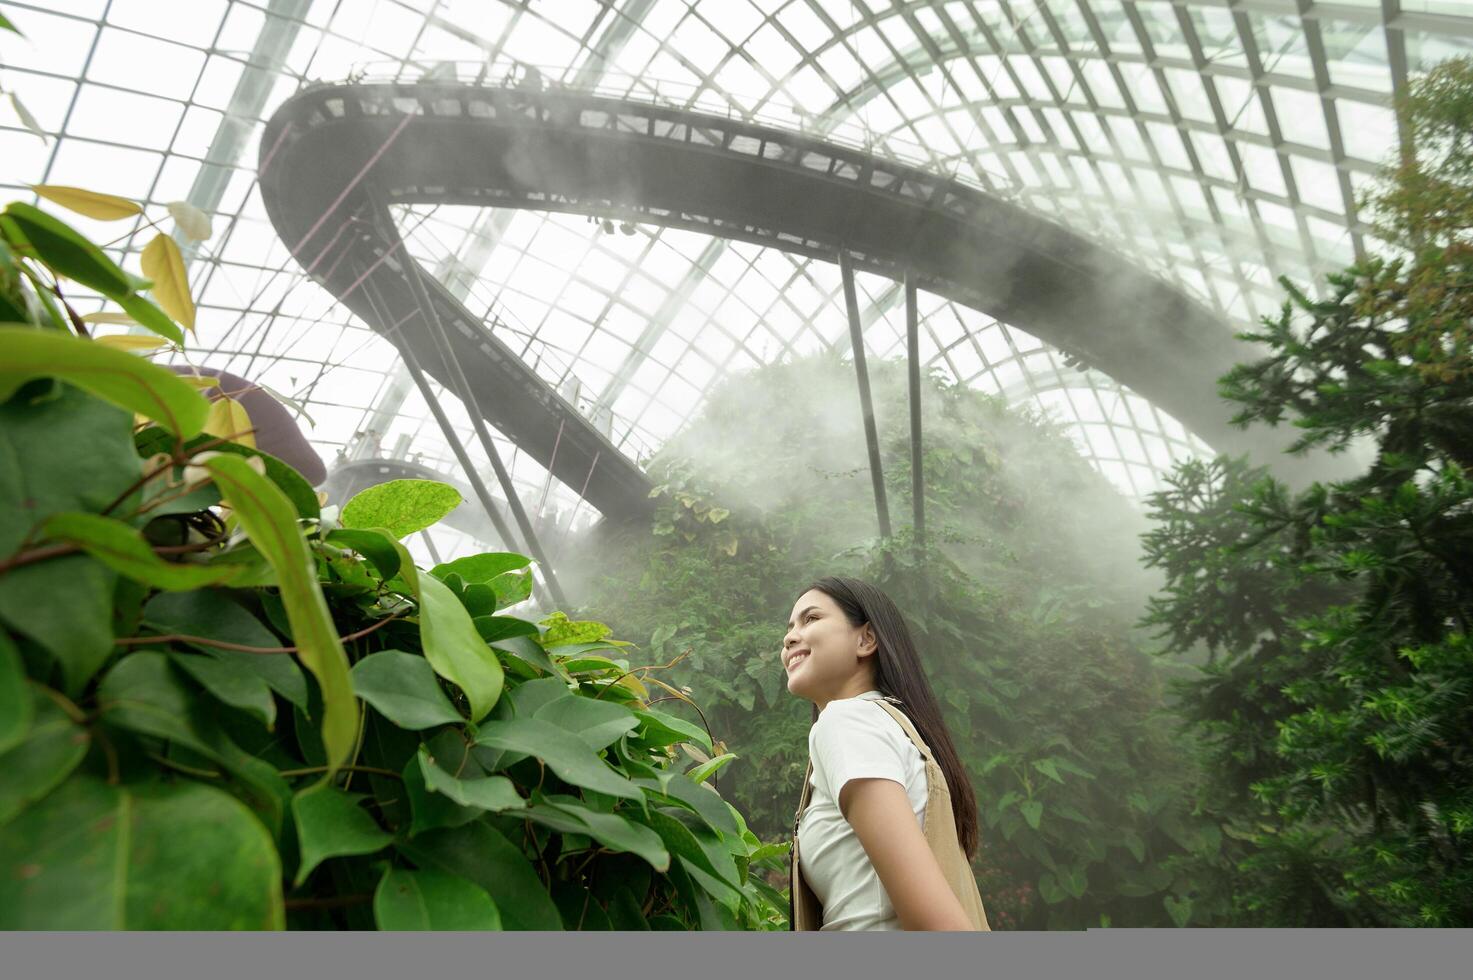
[5,930,1472,980]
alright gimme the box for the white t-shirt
[797,690,929,931]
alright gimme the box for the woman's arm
[839,777,974,931]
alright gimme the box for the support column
[839,250,891,540]
[359,265,520,555]
[393,229,571,611]
[905,272,924,554]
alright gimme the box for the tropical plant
[0,188,786,930]
[1138,56,1473,927]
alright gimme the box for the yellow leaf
[31,184,141,221]
[94,334,169,353]
[167,200,212,241]
[614,673,649,699]
[140,232,195,331]
[81,311,140,326]
[203,395,255,448]
[176,373,221,391]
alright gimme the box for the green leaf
[169,651,276,729]
[42,512,244,590]
[1020,800,1044,830]
[0,326,208,437]
[0,554,115,697]
[202,454,357,778]
[390,543,503,724]
[117,291,184,346]
[96,652,291,836]
[206,442,320,521]
[326,528,400,580]
[341,479,462,539]
[1037,872,1066,905]
[638,774,740,841]
[291,784,394,887]
[0,379,142,557]
[473,717,643,801]
[473,615,540,644]
[632,708,713,753]
[686,753,737,786]
[141,591,307,710]
[0,775,283,928]
[351,650,463,730]
[0,12,22,35]
[400,746,482,836]
[1032,758,1064,784]
[1120,828,1146,863]
[417,744,525,812]
[3,203,132,298]
[491,634,569,680]
[0,686,89,827]
[374,866,502,931]
[532,694,639,752]
[540,796,670,872]
[396,821,563,930]
[430,552,529,584]
[1164,894,1192,928]
[631,807,741,892]
[0,632,32,754]
[490,568,533,609]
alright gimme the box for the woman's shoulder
[811,696,908,739]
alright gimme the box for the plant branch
[278,764,402,780]
[115,611,406,654]
[284,894,372,911]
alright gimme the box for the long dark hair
[801,576,980,859]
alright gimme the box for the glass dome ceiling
[4,0,1472,567]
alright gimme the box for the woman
[784,576,989,931]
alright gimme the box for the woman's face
[781,588,876,706]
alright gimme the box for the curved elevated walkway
[260,81,1287,518]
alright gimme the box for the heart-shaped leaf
[291,784,394,887]
[374,866,501,931]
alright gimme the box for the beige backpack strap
[872,699,935,763]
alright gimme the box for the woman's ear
[857,625,878,658]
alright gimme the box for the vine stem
[114,611,405,654]
[284,894,372,911]
[278,765,402,780]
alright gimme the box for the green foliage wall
[569,352,1219,929]
[0,191,784,930]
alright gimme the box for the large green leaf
[395,821,562,931]
[636,774,740,841]
[430,552,529,584]
[473,717,643,801]
[340,479,461,539]
[168,651,277,729]
[0,554,115,697]
[351,650,463,730]
[3,203,132,298]
[43,512,244,590]
[417,744,525,813]
[0,686,89,827]
[0,775,283,929]
[0,631,31,754]
[473,615,541,644]
[631,707,713,753]
[630,806,742,894]
[95,651,290,837]
[389,541,503,724]
[400,747,483,837]
[532,694,638,752]
[374,866,502,931]
[202,454,356,778]
[206,442,320,521]
[291,784,394,887]
[0,379,142,556]
[0,326,208,437]
[141,591,307,710]
[536,795,669,872]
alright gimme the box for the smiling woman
[783,576,989,932]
